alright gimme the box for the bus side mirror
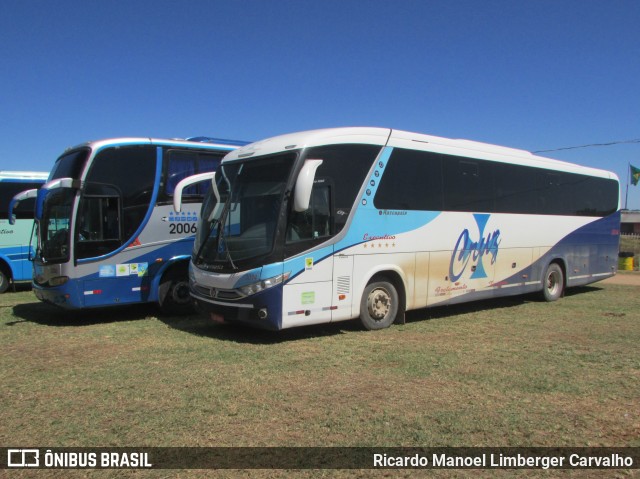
[35,178,81,220]
[173,172,216,212]
[8,188,38,225]
[293,159,323,212]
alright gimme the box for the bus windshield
[39,188,75,263]
[50,147,90,180]
[34,148,90,264]
[194,153,296,269]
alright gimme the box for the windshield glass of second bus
[194,153,296,268]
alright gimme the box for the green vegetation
[1,282,638,477]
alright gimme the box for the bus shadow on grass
[406,285,603,324]
[161,314,363,345]
[9,301,157,327]
[9,285,603,340]
[162,286,603,344]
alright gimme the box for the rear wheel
[542,263,564,302]
[359,280,398,330]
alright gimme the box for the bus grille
[193,284,243,301]
[215,290,243,300]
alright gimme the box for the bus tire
[0,269,9,294]
[359,280,398,330]
[542,262,564,302]
[159,269,194,315]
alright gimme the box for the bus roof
[224,127,618,181]
[62,137,250,154]
[0,171,49,181]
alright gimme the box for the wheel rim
[546,270,561,296]
[171,281,191,304]
[367,287,391,321]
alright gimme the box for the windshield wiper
[213,199,238,270]
[194,196,238,270]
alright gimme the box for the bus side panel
[426,251,454,307]
[282,251,334,328]
[82,276,150,307]
[17,244,35,281]
[0,219,35,282]
[488,213,619,290]
[331,253,354,322]
[414,252,430,309]
[491,247,535,294]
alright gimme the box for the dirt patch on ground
[602,272,640,286]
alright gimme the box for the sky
[2,0,640,207]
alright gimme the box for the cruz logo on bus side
[449,214,501,282]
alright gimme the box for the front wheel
[542,263,564,302]
[359,280,398,330]
[0,270,9,294]
[159,268,195,315]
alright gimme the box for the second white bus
[175,128,620,330]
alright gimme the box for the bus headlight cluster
[48,276,69,286]
[238,272,290,297]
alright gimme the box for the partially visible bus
[18,137,248,312]
[174,127,620,331]
[0,171,48,292]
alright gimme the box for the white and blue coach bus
[174,128,620,330]
[13,137,248,312]
[0,171,48,292]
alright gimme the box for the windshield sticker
[449,214,501,282]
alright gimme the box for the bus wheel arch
[359,271,406,330]
[0,260,12,294]
[542,259,565,302]
[158,261,194,315]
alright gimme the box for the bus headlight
[238,272,290,297]
[48,276,69,286]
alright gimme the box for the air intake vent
[337,276,350,295]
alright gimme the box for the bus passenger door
[282,183,334,327]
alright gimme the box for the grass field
[1,281,639,478]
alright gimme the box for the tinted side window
[304,144,380,233]
[0,182,43,219]
[443,157,494,212]
[374,147,618,217]
[51,147,90,180]
[84,145,157,241]
[162,149,224,203]
[493,163,540,214]
[374,148,443,211]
